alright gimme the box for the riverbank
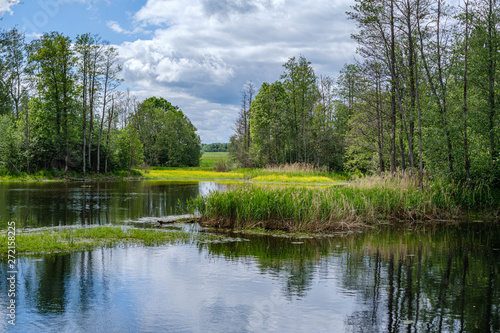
[190,174,500,232]
[0,162,349,185]
[0,169,144,182]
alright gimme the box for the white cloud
[116,0,356,142]
[0,0,19,15]
[106,20,150,35]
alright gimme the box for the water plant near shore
[190,174,499,232]
[0,226,192,255]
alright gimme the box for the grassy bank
[139,161,349,184]
[0,226,192,255]
[1,154,349,185]
[142,169,245,180]
[189,174,499,232]
[0,169,143,182]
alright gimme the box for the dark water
[0,181,223,228]
[0,182,499,332]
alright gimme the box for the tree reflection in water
[203,223,500,332]
[0,222,498,332]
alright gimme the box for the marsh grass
[189,173,499,232]
[0,226,191,255]
[251,174,336,183]
[138,161,348,183]
[235,163,350,182]
[200,152,229,169]
[143,169,244,180]
[264,163,328,173]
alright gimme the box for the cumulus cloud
[116,0,356,142]
[0,0,19,15]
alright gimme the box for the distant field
[200,152,229,169]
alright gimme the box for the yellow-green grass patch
[251,174,336,183]
[141,169,244,180]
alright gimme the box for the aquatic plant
[0,226,192,255]
[189,174,499,232]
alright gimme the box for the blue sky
[1,0,356,143]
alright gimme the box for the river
[0,181,499,332]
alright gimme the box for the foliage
[213,158,232,172]
[201,143,230,152]
[0,28,202,175]
[230,57,350,171]
[132,97,201,167]
[343,0,500,187]
[113,125,143,170]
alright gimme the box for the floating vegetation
[0,224,255,256]
[0,226,192,255]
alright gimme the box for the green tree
[281,56,319,163]
[0,114,22,171]
[229,82,255,167]
[30,32,77,173]
[0,28,31,172]
[132,97,201,167]
[250,81,290,166]
[114,125,143,170]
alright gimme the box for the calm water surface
[0,181,223,228]
[0,182,499,332]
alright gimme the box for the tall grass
[251,174,335,183]
[235,163,350,182]
[264,163,328,173]
[200,152,229,170]
[189,174,499,232]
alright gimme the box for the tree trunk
[487,0,497,163]
[25,103,29,174]
[405,0,415,171]
[463,0,471,186]
[414,1,423,189]
[82,62,87,178]
[105,96,114,174]
[97,66,109,174]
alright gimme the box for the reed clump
[189,173,498,232]
[264,163,328,173]
[251,174,334,183]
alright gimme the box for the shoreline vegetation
[1,157,499,236]
[0,225,217,256]
[189,173,500,232]
[0,153,350,184]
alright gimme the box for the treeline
[231,59,343,170]
[231,0,500,187]
[201,143,230,152]
[342,0,499,186]
[0,29,200,175]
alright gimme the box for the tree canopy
[0,29,201,174]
